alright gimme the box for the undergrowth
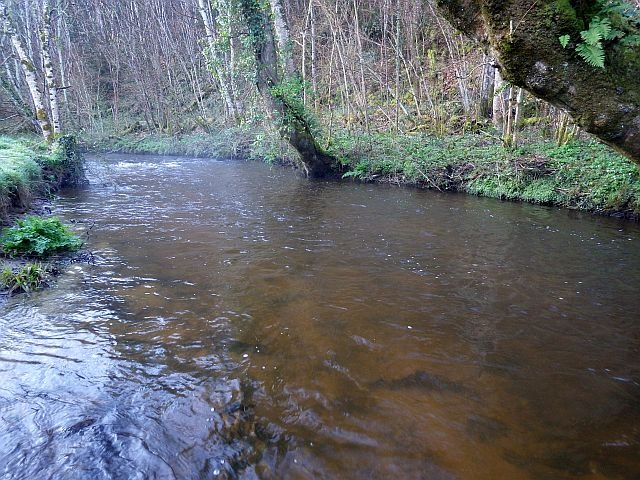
[0,216,82,257]
[329,130,640,216]
[0,135,85,220]
[0,262,47,294]
[81,126,299,166]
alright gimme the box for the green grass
[330,131,640,217]
[0,135,85,220]
[0,137,43,213]
[0,262,48,294]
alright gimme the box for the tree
[239,0,335,177]
[40,0,60,135]
[197,0,240,122]
[435,0,640,164]
[0,0,54,141]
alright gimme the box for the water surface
[1,154,639,479]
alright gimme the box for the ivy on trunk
[239,0,336,178]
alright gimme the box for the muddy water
[1,154,640,479]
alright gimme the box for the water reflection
[1,154,639,479]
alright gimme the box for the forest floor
[83,128,640,219]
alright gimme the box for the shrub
[0,216,82,257]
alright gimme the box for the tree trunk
[492,67,506,131]
[41,0,61,135]
[1,0,53,141]
[478,55,494,119]
[240,0,335,178]
[435,0,640,165]
[267,0,295,75]
[512,87,524,148]
[196,0,238,122]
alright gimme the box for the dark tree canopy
[436,0,640,164]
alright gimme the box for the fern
[575,16,626,69]
[597,0,640,21]
[620,34,640,46]
[562,0,639,70]
[582,17,611,43]
[576,42,606,68]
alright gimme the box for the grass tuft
[0,262,48,294]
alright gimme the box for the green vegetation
[558,0,640,70]
[0,135,85,220]
[0,216,82,257]
[0,136,43,214]
[331,131,640,217]
[0,262,47,294]
[86,128,640,218]
[82,126,299,165]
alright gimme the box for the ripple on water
[2,154,640,479]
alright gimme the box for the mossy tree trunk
[240,0,336,178]
[197,0,240,122]
[435,0,640,165]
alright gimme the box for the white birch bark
[0,0,53,141]
[512,87,524,147]
[267,0,294,75]
[492,67,505,131]
[41,0,61,135]
[196,0,237,120]
[310,1,318,111]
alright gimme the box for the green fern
[620,34,640,46]
[559,34,570,48]
[574,17,624,69]
[576,42,606,68]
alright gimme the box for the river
[1,153,639,479]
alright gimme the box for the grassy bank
[0,135,85,222]
[81,126,299,165]
[329,131,640,218]
[83,128,640,218]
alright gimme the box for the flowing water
[1,153,640,479]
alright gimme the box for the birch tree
[197,0,239,121]
[0,0,53,141]
[40,0,60,135]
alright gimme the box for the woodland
[1,0,640,211]
[2,3,640,477]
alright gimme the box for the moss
[20,59,35,72]
[0,136,85,222]
[552,0,584,30]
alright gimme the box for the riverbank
[1,136,87,299]
[83,129,640,219]
[0,135,85,223]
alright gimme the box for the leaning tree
[435,0,640,164]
